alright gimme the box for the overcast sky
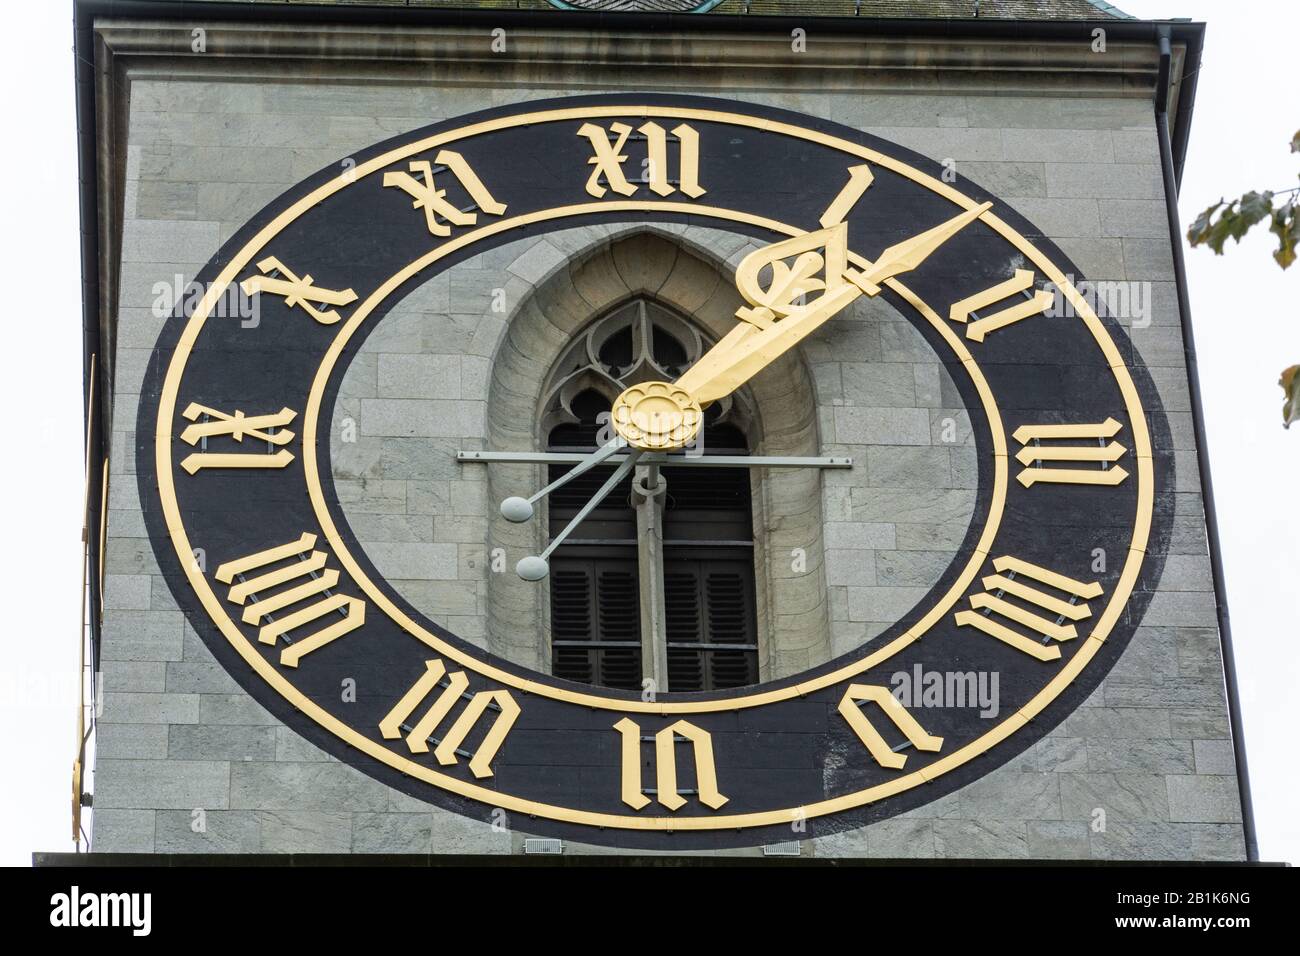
[0,1,1294,866]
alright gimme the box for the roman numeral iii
[954,555,1103,662]
[1014,417,1130,488]
[215,532,365,668]
[379,660,519,779]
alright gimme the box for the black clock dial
[138,93,1170,849]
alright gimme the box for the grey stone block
[1087,739,1194,774]
[1027,821,1090,859]
[833,407,931,446]
[155,810,261,853]
[101,692,199,725]
[957,770,1061,821]
[1193,739,1236,776]
[352,813,435,853]
[164,662,243,695]
[96,724,170,760]
[865,446,953,489]
[1053,237,1125,279]
[847,586,929,623]
[101,661,167,694]
[1046,163,1163,199]
[1058,707,1172,739]
[359,398,486,438]
[363,542,459,581]
[1006,196,1101,238]
[823,522,895,551]
[823,550,876,588]
[168,724,277,762]
[866,126,1003,161]
[959,161,1046,198]
[1166,775,1243,823]
[91,809,156,853]
[1060,773,1169,823]
[258,811,353,853]
[933,820,1028,859]
[1090,822,1244,861]
[96,759,230,810]
[275,727,335,763]
[377,353,462,400]
[874,550,954,586]
[199,694,278,726]
[103,574,152,611]
[1099,199,1169,238]
[120,218,220,263]
[100,610,185,662]
[1122,237,1175,280]
[841,362,917,407]
[349,513,434,544]
[230,762,391,812]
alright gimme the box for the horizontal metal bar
[551,640,642,648]
[666,643,759,652]
[458,451,852,468]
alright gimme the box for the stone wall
[92,25,1243,858]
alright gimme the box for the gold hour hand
[855,201,993,290]
[685,202,991,398]
[610,202,992,449]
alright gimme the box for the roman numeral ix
[178,402,296,474]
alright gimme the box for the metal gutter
[73,0,106,675]
[1154,26,1258,863]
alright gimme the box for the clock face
[139,93,1169,849]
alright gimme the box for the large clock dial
[140,94,1168,849]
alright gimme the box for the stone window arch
[484,227,830,683]
[539,296,760,693]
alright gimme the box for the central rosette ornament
[611,381,703,450]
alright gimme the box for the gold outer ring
[155,105,1153,829]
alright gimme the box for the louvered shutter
[550,555,642,691]
[665,556,758,692]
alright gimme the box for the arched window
[540,299,759,693]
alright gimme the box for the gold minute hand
[673,200,994,406]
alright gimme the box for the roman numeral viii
[954,556,1102,662]
[215,533,365,668]
[379,660,519,779]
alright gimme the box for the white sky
[0,1,1294,866]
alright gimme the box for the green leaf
[1269,199,1300,269]
[1187,193,1275,254]
[1281,365,1300,427]
[1187,200,1225,247]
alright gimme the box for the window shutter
[665,557,758,692]
[550,556,642,691]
